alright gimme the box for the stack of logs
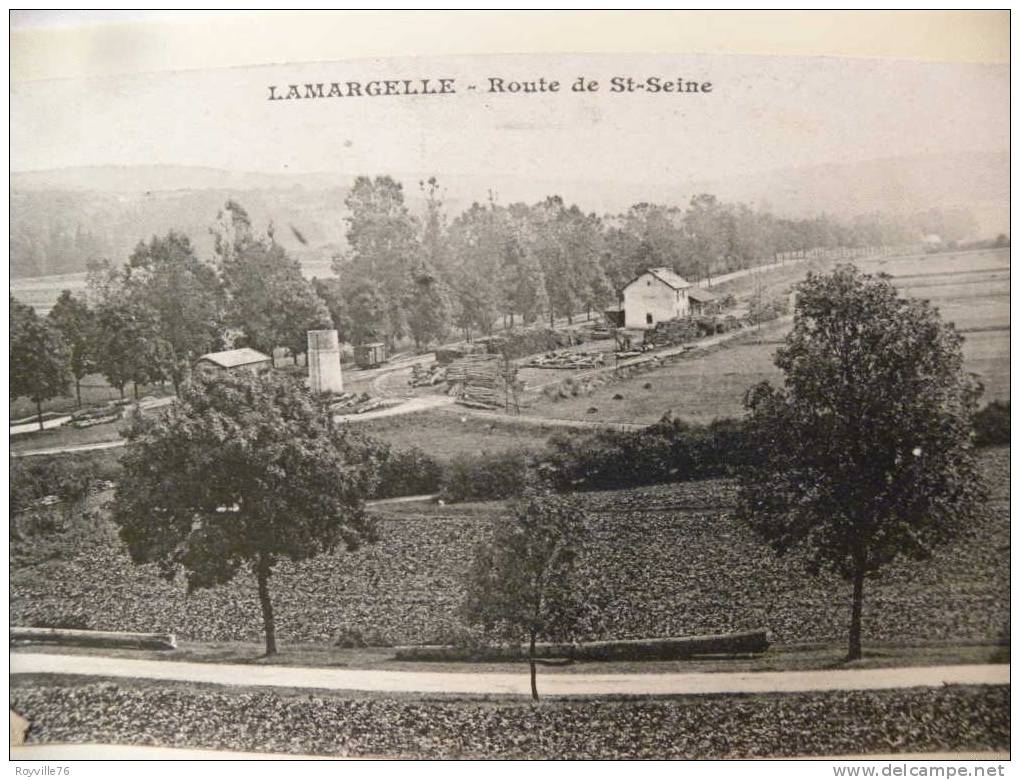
[525,350,607,369]
[446,353,507,409]
[329,392,388,415]
[409,363,447,387]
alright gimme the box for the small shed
[194,347,272,375]
[353,342,388,369]
[687,287,717,315]
[603,307,625,328]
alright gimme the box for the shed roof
[196,347,272,368]
[625,267,691,291]
[687,287,717,303]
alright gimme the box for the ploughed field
[524,248,1010,425]
[11,448,1009,649]
[11,681,1008,759]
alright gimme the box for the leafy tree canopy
[111,370,380,654]
[737,265,986,659]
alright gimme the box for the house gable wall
[622,272,689,328]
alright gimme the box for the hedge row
[10,401,1006,507]
[437,399,1007,502]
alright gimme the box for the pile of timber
[648,317,701,347]
[11,626,177,651]
[328,391,389,415]
[70,404,123,428]
[446,354,504,409]
[409,362,447,387]
[394,629,769,662]
[525,350,607,369]
[616,343,662,360]
[435,342,488,366]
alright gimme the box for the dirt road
[10,652,1008,697]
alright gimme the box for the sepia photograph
[8,9,1011,764]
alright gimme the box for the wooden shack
[194,348,272,375]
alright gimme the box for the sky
[10,52,1009,187]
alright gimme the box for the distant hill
[10,150,1008,279]
[10,165,342,193]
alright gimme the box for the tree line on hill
[7,176,983,426]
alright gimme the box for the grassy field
[10,419,129,454]
[9,374,172,421]
[11,680,1009,758]
[352,410,554,461]
[524,247,1009,425]
[11,446,1009,651]
[8,271,88,316]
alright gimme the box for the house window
[647,280,651,286]
[646,313,653,324]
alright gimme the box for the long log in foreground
[395,629,769,662]
[11,627,177,651]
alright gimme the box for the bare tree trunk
[36,399,44,431]
[256,557,278,656]
[848,566,865,661]
[75,377,82,408]
[529,630,538,701]
[133,382,140,400]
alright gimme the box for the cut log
[10,626,177,651]
[394,629,769,662]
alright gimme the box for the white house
[621,267,692,329]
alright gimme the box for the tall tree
[340,279,389,346]
[450,270,498,340]
[337,176,420,345]
[464,481,588,700]
[215,200,331,362]
[684,193,732,284]
[47,290,95,407]
[446,200,505,337]
[500,206,548,327]
[125,232,225,390]
[111,370,380,656]
[312,276,345,340]
[737,265,986,661]
[92,294,171,399]
[10,296,71,429]
[404,260,450,350]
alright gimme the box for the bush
[10,456,98,513]
[483,328,584,361]
[542,416,752,492]
[440,449,532,502]
[973,401,1010,447]
[373,445,444,499]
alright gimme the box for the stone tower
[307,329,344,394]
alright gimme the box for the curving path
[10,653,1009,698]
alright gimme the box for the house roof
[196,347,272,368]
[624,267,691,291]
[687,287,717,303]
